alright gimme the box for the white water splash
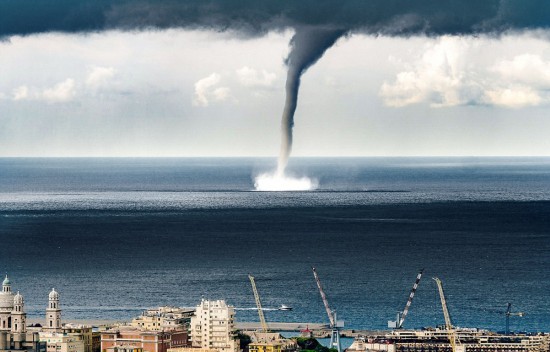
[254,172,318,191]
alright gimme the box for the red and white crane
[388,269,424,329]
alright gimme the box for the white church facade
[0,275,67,352]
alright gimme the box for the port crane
[248,274,269,333]
[388,269,424,329]
[503,303,524,335]
[433,277,462,352]
[312,267,343,352]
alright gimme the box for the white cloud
[192,73,231,107]
[380,36,481,108]
[7,67,115,104]
[8,79,77,103]
[485,86,542,108]
[12,86,29,101]
[41,79,76,103]
[236,66,277,88]
[86,66,116,89]
[492,54,550,88]
[380,37,550,108]
[212,87,230,101]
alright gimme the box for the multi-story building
[92,332,101,352]
[247,342,283,352]
[247,332,296,352]
[190,299,238,352]
[63,325,92,352]
[131,307,194,332]
[100,328,188,352]
[39,333,84,352]
[0,275,47,352]
[104,347,143,352]
[167,348,217,352]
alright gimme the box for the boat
[279,304,292,311]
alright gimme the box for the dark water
[1,157,549,333]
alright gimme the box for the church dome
[49,288,59,300]
[0,292,14,310]
[0,275,14,310]
[14,291,24,305]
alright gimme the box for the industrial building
[346,330,550,352]
[348,273,549,352]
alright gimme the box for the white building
[44,289,61,333]
[0,275,46,352]
[190,300,238,352]
[1,276,27,350]
[39,288,82,352]
[131,307,194,331]
[39,333,84,352]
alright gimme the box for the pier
[235,322,385,338]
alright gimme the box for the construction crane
[312,267,343,352]
[503,303,524,335]
[433,277,460,352]
[388,269,424,329]
[248,274,269,333]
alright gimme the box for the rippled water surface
[1,157,549,332]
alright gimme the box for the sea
[1,157,549,334]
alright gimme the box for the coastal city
[2,2,550,352]
[1,274,548,352]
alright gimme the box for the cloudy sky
[1,2,550,156]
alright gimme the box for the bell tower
[46,288,62,332]
[12,292,26,349]
[0,275,13,332]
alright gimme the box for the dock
[236,322,327,331]
[235,322,386,338]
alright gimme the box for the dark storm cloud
[4,0,550,174]
[1,0,550,37]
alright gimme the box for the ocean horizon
[1,157,549,332]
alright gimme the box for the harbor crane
[388,269,424,329]
[433,277,462,352]
[312,267,343,352]
[248,274,269,333]
[503,303,524,335]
